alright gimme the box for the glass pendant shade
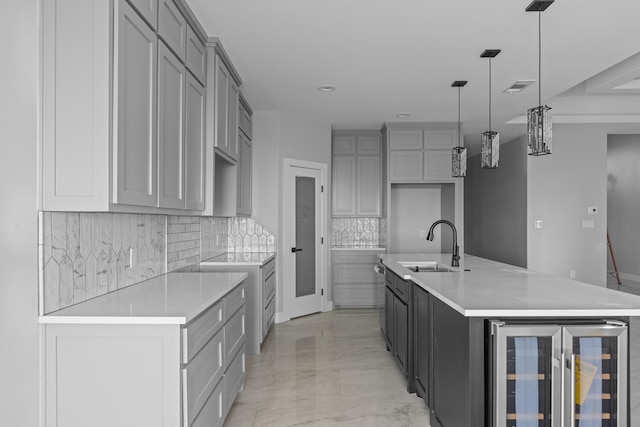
[527,105,552,155]
[481,131,499,169]
[452,146,467,177]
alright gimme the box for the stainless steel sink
[398,261,457,273]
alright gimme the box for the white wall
[0,1,40,425]
[607,134,640,280]
[527,123,640,286]
[252,111,332,317]
[465,137,527,268]
[389,185,442,253]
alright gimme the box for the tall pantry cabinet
[41,0,206,213]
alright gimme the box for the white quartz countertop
[380,254,640,317]
[39,272,248,325]
[199,252,275,266]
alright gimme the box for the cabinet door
[389,150,423,182]
[242,108,252,140]
[237,134,252,216]
[424,129,456,149]
[214,57,230,155]
[389,129,423,150]
[227,79,240,161]
[114,0,158,207]
[186,25,206,84]
[356,135,381,155]
[126,0,158,30]
[158,0,186,62]
[332,156,357,216]
[424,150,454,182]
[185,72,206,210]
[333,136,356,155]
[414,286,429,400]
[385,286,394,351]
[356,155,381,216]
[157,42,185,209]
[394,296,408,376]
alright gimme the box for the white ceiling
[186,0,640,154]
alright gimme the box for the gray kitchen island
[380,253,640,427]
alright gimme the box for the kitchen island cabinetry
[41,0,208,213]
[380,254,640,427]
[41,271,248,427]
[383,269,409,380]
[332,131,383,217]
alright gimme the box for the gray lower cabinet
[384,270,409,380]
[332,250,384,308]
[413,284,429,401]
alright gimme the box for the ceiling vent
[504,80,536,93]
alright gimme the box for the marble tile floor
[224,309,429,426]
[224,309,640,426]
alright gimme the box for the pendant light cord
[488,58,492,133]
[458,87,461,148]
[538,10,542,107]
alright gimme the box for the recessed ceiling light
[396,113,410,118]
[504,80,536,94]
[318,85,336,92]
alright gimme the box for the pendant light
[480,49,501,169]
[451,80,468,177]
[526,0,554,156]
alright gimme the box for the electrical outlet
[419,230,426,238]
[534,220,543,229]
[126,248,133,268]
[570,270,576,279]
[582,219,594,228]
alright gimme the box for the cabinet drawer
[182,328,224,426]
[190,375,224,427]
[263,295,275,339]
[393,275,409,304]
[225,306,245,363]
[224,282,246,321]
[223,344,246,417]
[262,258,276,280]
[183,299,224,363]
[333,252,379,264]
[263,269,276,306]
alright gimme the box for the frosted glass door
[295,176,316,297]
[492,323,562,427]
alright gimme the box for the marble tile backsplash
[40,213,275,314]
[331,217,386,247]
[39,212,166,314]
[228,217,276,253]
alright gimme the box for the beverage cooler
[489,320,628,427]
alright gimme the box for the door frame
[279,158,330,322]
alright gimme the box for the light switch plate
[534,220,543,229]
[588,206,598,215]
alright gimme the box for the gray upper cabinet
[332,156,357,216]
[185,73,206,211]
[126,0,158,30]
[158,0,186,62]
[157,41,185,209]
[186,25,206,85]
[332,132,383,217]
[114,0,158,207]
[42,0,207,212]
[387,125,457,183]
[214,55,240,162]
[237,133,252,216]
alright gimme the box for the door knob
[291,247,303,253]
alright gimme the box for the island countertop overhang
[379,253,640,318]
